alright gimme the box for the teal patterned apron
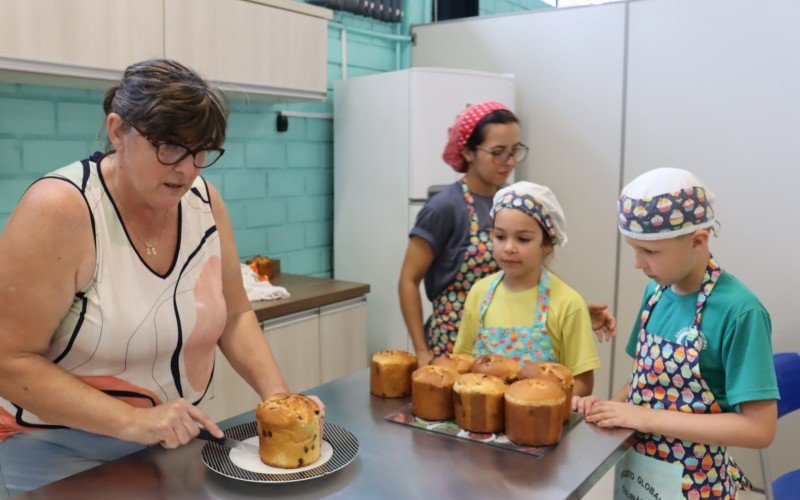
[472,268,556,367]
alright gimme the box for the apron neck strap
[478,268,552,328]
[692,256,722,331]
[460,179,479,225]
[640,256,722,335]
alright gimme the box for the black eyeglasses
[125,120,225,169]
[474,144,529,165]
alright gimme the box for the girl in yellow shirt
[455,181,599,397]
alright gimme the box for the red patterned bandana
[442,101,511,172]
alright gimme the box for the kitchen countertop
[252,273,370,322]
[22,369,634,499]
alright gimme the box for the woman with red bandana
[398,102,616,366]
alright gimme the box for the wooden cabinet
[319,298,368,384]
[264,310,321,392]
[201,347,262,423]
[201,297,367,423]
[164,0,330,100]
[0,0,330,100]
[0,0,163,78]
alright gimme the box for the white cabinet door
[263,310,321,393]
[0,0,163,71]
[200,296,368,423]
[165,0,328,98]
[202,309,321,423]
[200,348,262,423]
[319,298,367,384]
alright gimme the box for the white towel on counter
[240,263,290,301]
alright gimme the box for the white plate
[229,436,334,474]
[202,422,359,483]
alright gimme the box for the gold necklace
[140,210,169,256]
[121,208,169,257]
[105,158,169,257]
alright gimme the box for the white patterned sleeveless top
[0,153,227,439]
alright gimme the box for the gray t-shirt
[409,181,494,301]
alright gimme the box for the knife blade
[198,428,260,454]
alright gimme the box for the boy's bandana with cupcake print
[618,168,717,241]
[491,181,568,246]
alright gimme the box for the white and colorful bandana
[491,181,568,246]
[618,168,717,240]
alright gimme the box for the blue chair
[760,352,800,500]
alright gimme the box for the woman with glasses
[398,101,616,367]
[0,59,320,495]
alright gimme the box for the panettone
[431,352,475,374]
[452,372,507,433]
[370,350,418,398]
[470,354,519,383]
[246,255,281,279]
[517,361,575,422]
[504,379,565,446]
[411,365,460,421]
[255,393,322,468]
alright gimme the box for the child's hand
[587,302,617,342]
[585,400,649,432]
[573,395,602,414]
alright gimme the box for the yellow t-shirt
[454,271,600,376]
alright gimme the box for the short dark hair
[464,109,519,150]
[103,59,228,151]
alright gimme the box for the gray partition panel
[413,4,627,401]
[622,0,800,486]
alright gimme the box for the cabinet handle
[261,309,319,331]
[319,297,367,316]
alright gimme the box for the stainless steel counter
[21,369,633,499]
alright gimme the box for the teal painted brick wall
[0,5,418,279]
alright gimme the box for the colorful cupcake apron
[472,268,557,366]
[616,258,750,500]
[425,181,498,356]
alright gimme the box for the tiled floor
[581,467,766,499]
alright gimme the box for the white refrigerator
[333,67,516,356]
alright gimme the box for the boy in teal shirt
[627,275,775,413]
[575,168,778,499]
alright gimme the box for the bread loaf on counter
[431,352,475,374]
[256,393,322,468]
[517,361,575,422]
[504,379,565,446]
[370,350,418,398]
[411,365,459,421]
[453,372,507,433]
[470,354,519,383]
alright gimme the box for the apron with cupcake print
[624,257,751,499]
[426,180,498,356]
[472,268,557,367]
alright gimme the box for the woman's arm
[0,180,221,447]
[586,398,777,448]
[398,237,435,365]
